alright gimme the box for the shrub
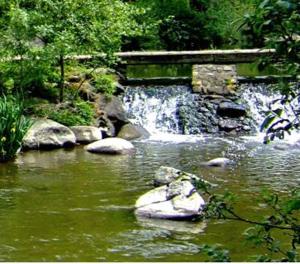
[50,101,95,127]
[93,74,117,96]
[0,96,32,162]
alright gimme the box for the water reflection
[136,216,207,234]
[0,137,299,261]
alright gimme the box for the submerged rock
[22,119,76,150]
[135,177,205,220]
[85,137,135,154]
[202,157,233,167]
[136,216,207,234]
[70,126,102,144]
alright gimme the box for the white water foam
[123,83,300,144]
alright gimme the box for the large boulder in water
[70,126,102,144]
[117,123,150,140]
[22,119,76,150]
[135,177,205,220]
[85,137,135,154]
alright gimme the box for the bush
[93,74,117,96]
[0,96,32,162]
[49,101,95,127]
[27,99,95,127]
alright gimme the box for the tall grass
[0,96,32,162]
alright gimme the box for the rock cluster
[178,93,254,135]
[22,119,136,155]
[66,70,149,141]
[135,166,206,220]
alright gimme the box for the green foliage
[47,101,94,127]
[196,181,300,262]
[242,0,300,143]
[0,96,32,162]
[93,74,116,96]
[122,0,260,50]
[25,98,95,127]
[199,244,231,262]
[0,0,141,101]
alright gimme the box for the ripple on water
[108,241,200,259]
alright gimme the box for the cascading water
[122,82,300,143]
[123,85,205,142]
[239,82,300,143]
[123,85,188,134]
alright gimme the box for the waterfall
[122,85,205,142]
[122,82,300,142]
[239,82,300,143]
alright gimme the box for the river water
[1,80,300,261]
[0,134,299,261]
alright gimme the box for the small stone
[202,157,234,167]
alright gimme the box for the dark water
[126,63,279,78]
[0,136,299,261]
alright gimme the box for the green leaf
[260,114,276,132]
[284,199,300,214]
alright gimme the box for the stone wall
[192,64,237,95]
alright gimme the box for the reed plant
[0,96,32,162]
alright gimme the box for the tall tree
[0,0,139,101]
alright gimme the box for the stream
[0,79,299,261]
[0,135,299,261]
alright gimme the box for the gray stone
[202,157,233,167]
[154,166,200,186]
[70,126,102,144]
[85,137,135,154]
[97,95,128,133]
[217,101,246,117]
[22,119,76,150]
[135,177,205,220]
[219,119,240,132]
[117,123,150,140]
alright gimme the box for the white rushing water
[123,83,300,144]
[123,85,205,143]
[240,82,300,144]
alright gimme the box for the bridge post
[192,64,237,95]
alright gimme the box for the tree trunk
[59,54,65,102]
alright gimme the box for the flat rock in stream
[85,137,135,154]
[135,177,205,220]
